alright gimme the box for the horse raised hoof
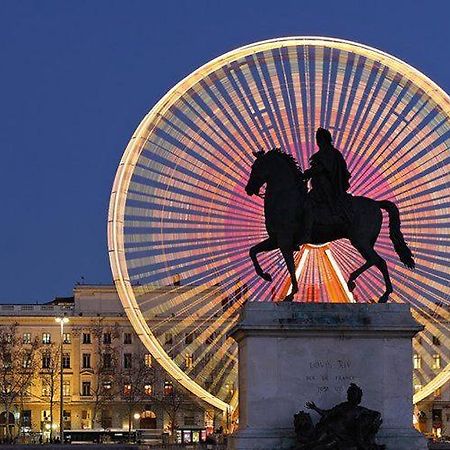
[259,272,272,282]
[347,280,356,292]
[378,292,390,303]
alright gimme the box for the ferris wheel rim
[108,36,450,413]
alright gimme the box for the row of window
[164,332,218,346]
[415,335,441,346]
[413,353,441,370]
[24,332,134,345]
[39,353,153,370]
[40,380,174,397]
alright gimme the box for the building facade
[413,308,450,438]
[0,285,217,443]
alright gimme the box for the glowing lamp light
[133,413,141,420]
[55,317,69,324]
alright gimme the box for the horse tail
[378,200,415,269]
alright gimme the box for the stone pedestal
[227,302,427,450]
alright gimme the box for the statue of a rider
[301,128,352,244]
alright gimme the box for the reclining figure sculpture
[294,383,385,450]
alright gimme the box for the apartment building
[0,285,216,443]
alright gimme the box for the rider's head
[316,127,332,149]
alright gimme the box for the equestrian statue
[244,128,415,303]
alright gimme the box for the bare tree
[152,374,188,440]
[116,348,155,439]
[39,342,61,442]
[88,319,120,429]
[0,324,40,442]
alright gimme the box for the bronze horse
[244,148,414,303]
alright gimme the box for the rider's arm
[305,401,326,416]
[303,161,324,180]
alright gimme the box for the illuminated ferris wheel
[108,37,450,414]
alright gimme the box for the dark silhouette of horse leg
[249,237,277,282]
[352,243,393,303]
[348,261,372,293]
[374,253,393,303]
[280,246,297,302]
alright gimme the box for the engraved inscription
[304,359,357,394]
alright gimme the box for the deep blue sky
[0,0,448,303]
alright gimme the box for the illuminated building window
[164,381,174,395]
[433,336,441,346]
[82,353,91,369]
[63,333,71,344]
[103,333,111,344]
[226,383,235,395]
[62,353,71,369]
[2,353,11,369]
[144,354,152,367]
[185,354,193,369]
[63,380,71,396]
[124,353,132,369]
[42,353,51,369]
[432,354,441,370]
[435,388,442,398]
[123,383,132,396]
[124,333,132,344]
[81,381,91,396]
[22,352,32,369]
[413,354,421,369]
[103,353,112,369]
[23,333,31,344]
[173,273,181,286]
[144,384,153,396]
[22,410,31,427]
[42,333,51,344]
[41,381,50,397]
[82,333,91,344]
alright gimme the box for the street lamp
[55,317,69,444]
[133,413,141,444]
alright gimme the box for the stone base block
[227,427,294,450]
[228,427,428,450]
[379,427,428,450]
[227,302,427,450]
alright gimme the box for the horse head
[245,150,269,196]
